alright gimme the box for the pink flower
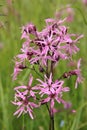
[66,7,74,22]
[13,17,83,71]
[17,46,33,61]
[62,34,83,57]
[14,74,36,97]
[12,90,38,119]
[69,59,83,88]
[74,59,83,88]
[12,74,38,118]
[37,73,70,109]
[45,18,66,27]
[12,61,26,80]
[12,14,83,122]
[30,48,52,66]
[21,23,37,40]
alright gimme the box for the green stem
[50,61,54,75]
[49,111,54,130]
[73,6,87,25]
[50,115,54,130]
[49,102,55,130]
[27,66,43,79]
[33,66,43,79]
[22,114,25,130]
[46,59,49,78]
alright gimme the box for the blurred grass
[0,0,87,130]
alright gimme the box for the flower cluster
[12,16,83,119]
[12,74,38,119]
[13,17,83,78]
[37,73,70,116]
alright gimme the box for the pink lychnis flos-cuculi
[12,15,83,120]
[12,74,39,119]
[37,73,70,111]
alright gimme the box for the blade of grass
[0,77,9,130]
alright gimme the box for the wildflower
[66,7,74,22]
[67,59,83,88]
[12,14,83,127]
[12,74,38,118]
[12,61,26,80]
[14,16,83,69]
[61,34,83,57]
[17,46,33,61]
[14,74,36,97]
[12,90,38,119]
[74,59,83,88]
[37,73,70,109]
[21,23,37,40]
[30,48,52,66]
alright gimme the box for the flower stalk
[50,102,55,130]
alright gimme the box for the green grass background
[0,0,87,130]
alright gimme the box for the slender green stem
[73,6,87,25]
[49,60,55,130]
[33,66,43,79]
[22,114,25,130]
[49,101,55,130]
[27,66,43,79]
[50,115,54,130]
[46,59,49,78]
